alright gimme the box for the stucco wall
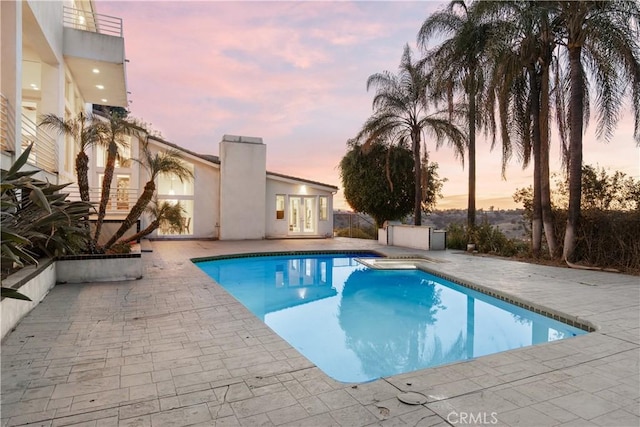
[219,136,266,240]
[192,160,220,239]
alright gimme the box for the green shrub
[552,209,639,273]
[447,221,529,258]
[445,223,467,250]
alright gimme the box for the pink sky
[97,1,639,210]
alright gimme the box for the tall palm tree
[357,45,466,226]
[92,111,141,246]
[481,1,560,257]
[418,0,495,231]
[102,139,193,249]
[38,112,106,202]
[554,0,640,261]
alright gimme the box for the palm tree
[357,44,466,226]
[93,111,141,246]
[481,1,560,257]
[102,139,193,250]
[121,197,187,244]
[418,0,495,231]
[38,112,106,202]
[554,1,640,261]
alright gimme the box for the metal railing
[0,93,16,153]
[22,114,58,174]
[63,6,123,37]
[333,212,378,239]
[81,187,139,213]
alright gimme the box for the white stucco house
[95,132,337,240]
[1,0,337,242]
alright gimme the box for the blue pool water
[195,253,587,383]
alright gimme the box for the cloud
[97,0,639,210]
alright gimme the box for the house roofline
[267,171,338,191]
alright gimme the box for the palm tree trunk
[412,131,422,226]
[563,45,584,262]
[122,219,160,244]
[103,181,155,249]
[74,150,95,252]
[540,64,557,257]
[75,152,91,202]
[530,68,543,257]
[467,79,477,232]
[93,142,118,245]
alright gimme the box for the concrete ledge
[57,252,143,283]
[1,259,56,340]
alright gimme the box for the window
[276,194,285,219]
[96,136,131,168]
[319,196,328,221]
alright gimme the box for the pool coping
[192,250,597,334]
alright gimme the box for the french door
[289,196,316,235]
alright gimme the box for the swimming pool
[195,252,587,383]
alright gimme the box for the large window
[157,168,194,196]
[276,195,285,219]
[157,199,194,236]
[97,136,131,168]
[319,196,328,221]
[156,160,195,236]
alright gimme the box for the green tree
[420,150,447,214]
[357,45,465,226]
[340,140,415,228]
[103,139,193,249]
[554,1,640,261]
[418,0,495,231]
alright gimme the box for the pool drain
[397,391,428,405]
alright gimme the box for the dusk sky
[97,0,639,210]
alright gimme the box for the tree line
[340,0,639,264]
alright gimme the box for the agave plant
[1,144,93,297]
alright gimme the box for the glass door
[289,196,316,235]
[303,197,315,233]
[289,197,301,233]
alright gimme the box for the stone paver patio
[1,238,638,426]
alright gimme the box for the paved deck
[1,238,638,426]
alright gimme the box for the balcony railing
[63,6,123,37]
[22,114,58,174]
[0,93,16,153]
[81,187,139,213]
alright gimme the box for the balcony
[21,113,58,174]
[62,7,128,108]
